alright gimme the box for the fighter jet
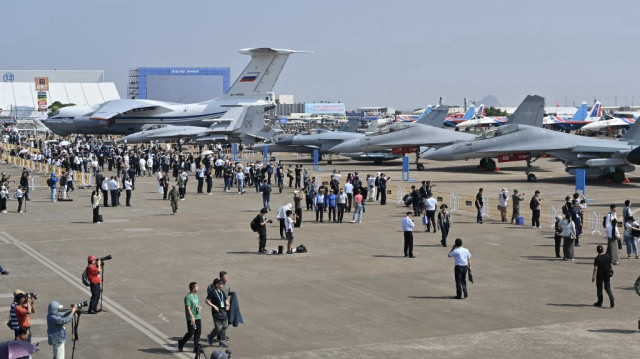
[44,48,308,137]
[329,105,476,170]
[426,95,640,183]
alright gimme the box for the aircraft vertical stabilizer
[589,101,602,118]
[417,105,449,127]
[571,102,588,122]
[622,115,640,145]
[339,119,360,133]
[507,95,545,127]
[462,104,476,120]
[417,105,433,121]
[477,104,485,117]
[226,48,310,97]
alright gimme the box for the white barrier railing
[587,211,603,236]
[482,198,491,218]
[548,206,558,229]
[449,193,459,213]
[396,186,405,206]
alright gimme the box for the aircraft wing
[89,99,173,120]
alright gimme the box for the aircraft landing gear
[479,158,496,171]
[374,158,382,165]
[525,155,537,182]
[416,163,425,171]
[415,148,425,171]
[611,169,626,183]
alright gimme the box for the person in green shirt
[178,282,201,353]
[511,189,525,224]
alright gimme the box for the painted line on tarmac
[0,232,191,359]
[483,242,501,246]
[0,293,14,299]
[0,235,9,244]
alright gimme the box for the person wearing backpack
[86,255,103,314]
[530,190,542,229]
[256,208,271,253]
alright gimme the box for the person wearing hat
[497,188,509,222]
[86,255,103,314]
[206,278,229,348]
[47,300,77,359]
[14,291,36,342]
[592,245,615,308]
[9,290,24,337]
[276,203,292,239]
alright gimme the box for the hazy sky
[4,0,639,110]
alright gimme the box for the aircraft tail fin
[461,104,476,120]
[339,119,360,133]
[477,104,485,117]
[507,95,545,127]
[225,48,311,97]
[571,102,588,122]
[588,101,602,118]
[365,119,379,134]
[417,105,433,121]
[623,116,640,145]
[417,105,449,127]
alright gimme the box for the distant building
[127,67,230,103]
[0,70,119,120]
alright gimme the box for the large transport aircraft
[44,48,308,142]
[425,95,640,183]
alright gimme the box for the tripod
[70,310,81,359]
[99,263,107,312]
[194,343,206,359]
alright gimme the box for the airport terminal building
[0,70,120,121]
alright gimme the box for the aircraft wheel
[416,163,425,171]
[527,173,537,182]
[479,158,488,168]
[454,128,460,132]
[485,158,496,171]
[612,170,626,183]
[374,159,382,165]
[327,160,332,165]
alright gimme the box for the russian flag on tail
[240,72,260,82]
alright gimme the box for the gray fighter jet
[426,95,640,182]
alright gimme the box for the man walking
[169,185,179,214]
[206,278,229,348]
[178,282,202,352]
[438,204,451,247]
[592,245,614,308]
[448,238,471,299]
[402,212,415,258]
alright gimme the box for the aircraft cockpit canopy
[475,124,519,140]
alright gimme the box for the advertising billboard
[304,103,346,114]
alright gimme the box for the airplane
[544,101,600,132]
[329,105,480,170]
[44,48,308,140]
[443,104,479,127]
[454,113,508,130]
[396,106,432,122]
[425,95,640,183]
[579,114,636,134]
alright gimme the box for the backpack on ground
[295,244,307,253]
[250,215,260,232]
[81,268,90,287]
[529,197,537,210]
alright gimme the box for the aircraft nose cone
[424,146,453,161]
[627,146,640,165]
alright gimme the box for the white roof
[0,82,120,118]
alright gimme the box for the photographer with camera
[13,291,36,342]
[256,208,272,253]
[86,255,103,314]
[47,301,78,359]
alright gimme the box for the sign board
[279,117,288,124]
[392,147,416,155]
[35,77,49,91]
[37,92,47,111]
[304,103,346,115]
[575,169,586,195]
[497,153,528,163]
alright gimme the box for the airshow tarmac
[1,152,640,359]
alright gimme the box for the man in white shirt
[343,182,354,212]
[448,238,472,299]
[498,188,509,222]
[402,212,415,258]
[108,177,119,207]
[424,193,438,233]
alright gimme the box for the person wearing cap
[206,278,229,348]
[510,189,524,224]
[47,300,77,359]
[592,245,615,308]
[14,291,36,342]
[498,188,509,222]
[86,255,103,314]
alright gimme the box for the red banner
[497,153,528,162]
[391,147,416,155]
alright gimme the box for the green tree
[484,106,508,117]
[47,101,75,117]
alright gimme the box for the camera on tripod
[71,301,89,309]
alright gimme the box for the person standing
[497,188,509,222]
[448,238,471,299]
[236,168,245,194]
[91,189,102,223]
[327,189,337,222]
[50,173,59,202]
[293,191,303,227]
[560,213,576,261]
[570,200,583,247]
[197,166,205,194]
[344,180,354,212]
[205,168,213,195]
[276,203,292,239]
[206,278,229,348]
[475,188,484,224]
[14,292,36,342]
[15,186,24,213]
[124,176,133,207]
[0,185,8,213]
[86,255,103,314]
[261,180,272,211]
[592,245,614,308]
[624,216,640,259]
[351,189,364,223]
[169,186,179,214]
[605,204,620,265]
[257,208,271,253]
[623,199,633,222]
[437,204,451,247]
[178,282,202,352]
[47,301,77,359]
[510,189,524,224]
[402,212,415,258]
[285,209,296,254]
[424,193,437,232]
[314,188,326,222]
[19,168,30,201]
[109,176,119,207]
[530,190,542,228]
[101,175,109,207]
[379,173,390,205]
[337,188,347,223]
